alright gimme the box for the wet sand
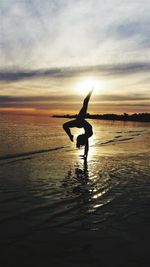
[0,151,150,267]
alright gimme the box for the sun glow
[75,78,103,95]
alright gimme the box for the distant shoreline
[52,113,150,122]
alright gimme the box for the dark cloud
[0,95,79,102]
[0,62,150,82]
[94,94,150,102]
[0,93,149,105]
[0,93,149,113]
[113,20,150,39]
[0,101,149,111]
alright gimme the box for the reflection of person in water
[63,89,93,159]
[62,160,93,229]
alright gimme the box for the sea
[0,113,149,245]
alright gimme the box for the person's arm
[63,120,76,142]
[77,88,94,120]
[84,139,89,158]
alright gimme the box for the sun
[75,78,102,95]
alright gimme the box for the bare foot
[80,155,87,160]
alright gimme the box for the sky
[0,0,150,115]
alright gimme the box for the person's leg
[63,120,77,141]
[77,88,93,120]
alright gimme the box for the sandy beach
[0,115,150,266]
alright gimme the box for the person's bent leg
[63,120,77,142]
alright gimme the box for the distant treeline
[52,113,150,122]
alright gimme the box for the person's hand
[70,135,74,142]
[80,154,87,160]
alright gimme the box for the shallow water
[0,114,149,244]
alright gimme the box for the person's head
[76,134,87,148]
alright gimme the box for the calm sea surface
[0,114,149,243]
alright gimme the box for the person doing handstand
[63,89,93,159]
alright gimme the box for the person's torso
[76,119,93,137]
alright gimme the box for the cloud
[0,95,78,102]
[0,0,150,114]
[1,0,150,69]
[0,62,150,82]
[113,20,150,40]
[0,92,149,106]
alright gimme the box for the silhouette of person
[63,89,93,159]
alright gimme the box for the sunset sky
[0,0,150,115]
